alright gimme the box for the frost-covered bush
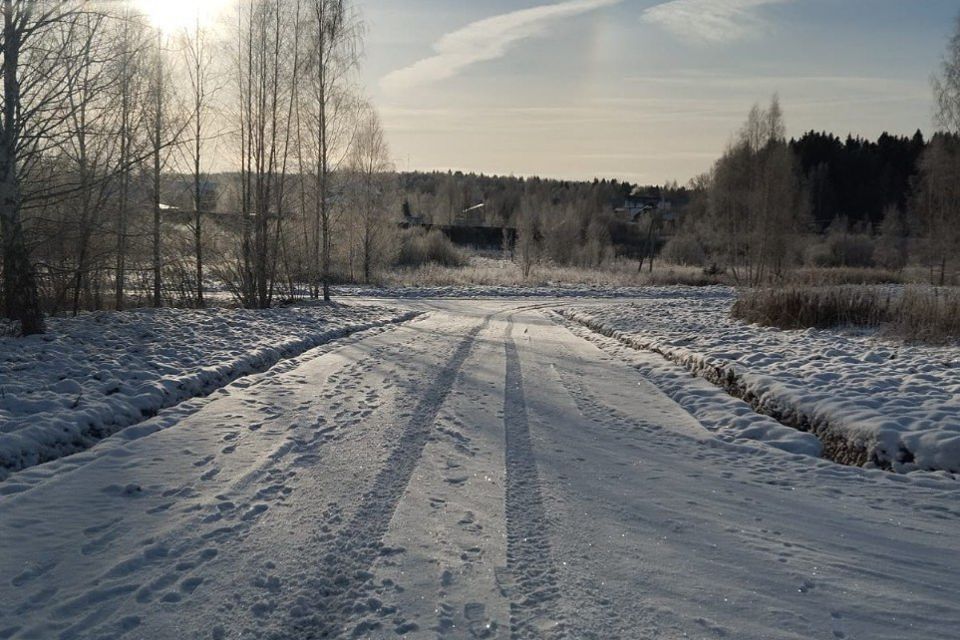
[394,229,467,269]
[660,235,706,267]
[805,233,876,268]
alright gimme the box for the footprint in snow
[201,468,221,481]
[146,502,175,515]
[242,504,269,521]
[830,611,848,638]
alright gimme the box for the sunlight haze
[362,0,956,183]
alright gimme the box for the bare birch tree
[300,0,362,301]
[934,13,960,136]
[915,14,960,285]
[179,15,221,307]
[914,134,960,285]
[1,0,92,334]
[708,96,807,286]
[112,9,152,311]
[347,103,392,283]
[234,0,301,308]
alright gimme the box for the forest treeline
[394,121,953,283]
[397,127,927,236]
[665,101,960,287]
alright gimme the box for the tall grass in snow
[732,286,960,344]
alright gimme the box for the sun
[135,0,231,33]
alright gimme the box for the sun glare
[136,0,231,33]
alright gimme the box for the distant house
[616,194,673,224]
[161,177,221,213]
[399,201,515,251]
[456,203,486,227]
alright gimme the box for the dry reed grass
[380,258,726,288]
[732,285,960,344]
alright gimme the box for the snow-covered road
[1,300,958,639]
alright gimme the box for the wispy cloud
[380,0,621,93]
[642,0,792,44]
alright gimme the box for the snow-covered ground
[562,291,960,474]
[1,299,958,640]
[0,303,416,482]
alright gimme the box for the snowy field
[0,303,415,481]
[562,290,960,475]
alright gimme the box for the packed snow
[562,291,960,474]
[0,303,416,481]
[0,300,958,640]
[558,313,825,458]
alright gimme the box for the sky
[358,0,958,185]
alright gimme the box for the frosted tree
[708,96,807,286]
[874,204,908,272]
[916,16,960,285]
[234,0,302,308]
[299,0,363,301]
[913,134,960,285]
[934,13,960,135]
[179,15,222,307]
[347,103,393,283]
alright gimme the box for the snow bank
[561,293,960,474]
[0,304,416,480]
[559,314,824,458]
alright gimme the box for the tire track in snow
[503,322,564,640]
[280,314,492,638]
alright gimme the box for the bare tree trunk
[152,30,163,308]
[319,9,330,302]
[115,20,132,311]
[0,0,43,334]
[191,16,205,308]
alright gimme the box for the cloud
[642,0,792,44]
[380,0,621,93]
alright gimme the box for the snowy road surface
[1,300,958,639]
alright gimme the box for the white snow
[0,303,416,481]
[0,299,958,640]
[559,312,825,458]
[561,290,960,474]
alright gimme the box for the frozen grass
[889,288,960,344]
[732,285,960,344]
[379,255,926,290]
[732,286,893,330]
[787,267,906,286]
[381,257,724,288]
